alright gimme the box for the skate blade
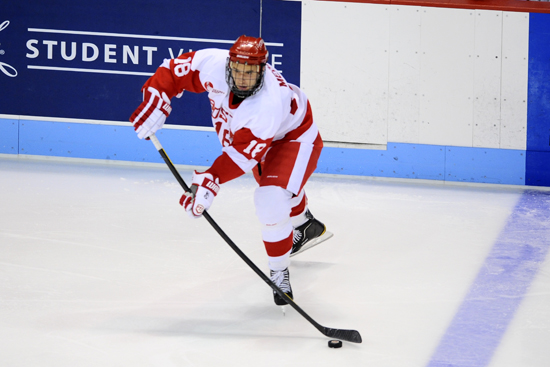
[290,231,334,257]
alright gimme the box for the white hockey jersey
[144,48,321,184]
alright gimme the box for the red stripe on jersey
[281,101,314,142]
[206,152,245,184]
[290,98,298,115]
[263,232,293,257]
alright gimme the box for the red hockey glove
[130,86,172,139]
[179,171,220,218]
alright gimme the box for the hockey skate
[270,268,293,306]
[290,210,333,257]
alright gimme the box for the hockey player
[130,35,330,306]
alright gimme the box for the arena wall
[1,0,549,186]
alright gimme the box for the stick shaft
[149,134,361,343]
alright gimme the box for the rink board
[0,118,526,186]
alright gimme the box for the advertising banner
[0,0,301,127]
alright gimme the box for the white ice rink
[1,156,549,367]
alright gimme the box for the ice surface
[1,156,549,367]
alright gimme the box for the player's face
[230,62,259,92]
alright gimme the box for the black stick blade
[323,327,362,343]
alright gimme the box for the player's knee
[254,186,292,225]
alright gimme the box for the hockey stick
[149,134,362,344]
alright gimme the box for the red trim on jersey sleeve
[142,67,180,99]
[169,52,207,94]
[205,152,246,184]
[231,128,273,162]
[206,128,274,184]
[141,51,206,100]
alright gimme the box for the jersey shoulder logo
[204,81,224,94]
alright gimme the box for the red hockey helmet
[229,35,268,65]
[226,35,269,98]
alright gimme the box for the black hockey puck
[328,340,342,348]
